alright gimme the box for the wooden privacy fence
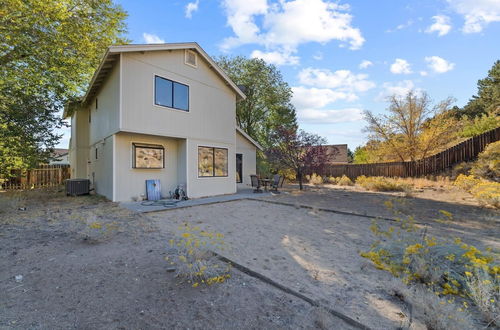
[1,164,71,190]
[326,127,500,179]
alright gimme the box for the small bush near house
[168,223,231,288]
[337,175,354,186]
[308,173,323,185]
[471,140,500,181]
[356,176,410,192]
[361,201,499,326]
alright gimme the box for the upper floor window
[154,75,189,111]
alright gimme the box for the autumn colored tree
[0,0,127,176]
[364,91,458,162]
[266,127,330,190]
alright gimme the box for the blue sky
[59,0,500,150]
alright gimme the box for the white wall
[236,131,257,186]
[113,132,183,202]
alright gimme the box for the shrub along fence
[1,164,71,190]
[326,127,500,179]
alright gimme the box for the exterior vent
[185,49,197,68]
[66,179,90,196]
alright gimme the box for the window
[133,143,165,169]
[154,75,189,111]
[198,146,228,177]
[95,147,98,160]
[95,97,98,110]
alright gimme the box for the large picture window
[154,75,189,111]
[198,146,228,177]
[133,143,164,169]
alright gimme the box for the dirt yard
[0,189,354,329]
[150,185,499,329]
[1,186,498,329]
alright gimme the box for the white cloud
[292,86,357,109]
[142,33,165,44]
[378,80,417,100]
[386,19,414,32]
[250,49,299,65]
[425,56,455,73]
[298,68,376,92]
[221,0,364,56]
[185,0,200,18]
[359,60,373,69]
[425,15,452,36]
[313,52,323,60]
[420,71,428,76]
[298,108,364,124]
[447,0,500,33]
[390,58,412,74]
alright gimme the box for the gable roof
[236,126,263,151]
[82,42,245,107]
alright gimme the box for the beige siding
[236,131,257,186]
[88,59,121,145]
[120,50,236,144]
[113,132,183,202]
[69,108,90,179]
[186,138,236,198]
[88,135,114,200]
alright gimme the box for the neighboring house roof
[236,126,263,151]
[324,144,348,163]
[79,42,245,110]
[52,148,69,157]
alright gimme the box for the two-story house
[65,43,262,202]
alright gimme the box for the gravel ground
[0,189,354,330]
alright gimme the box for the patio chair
[250,175,263,193]
[270,174,281,192]
[279,175,285,188]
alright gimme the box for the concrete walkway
[120,187,272,213]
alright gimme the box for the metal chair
[270,174,281,192]
[250,175,263,193]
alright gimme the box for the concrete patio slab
[120,187,273,213]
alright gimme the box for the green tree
[215,56,297,148]
[0,0,127,177]
[353,146,369,164]
[460,60,500,118]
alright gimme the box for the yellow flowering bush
[453,174,481,192]
[167,223,231,288]
[308,173,323,185]
[337,175,354,186]
[470,181,500,208]
[454,174,500,208]
[361,202,499,325]
[356,176,411,192]
[327,176,338,184]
